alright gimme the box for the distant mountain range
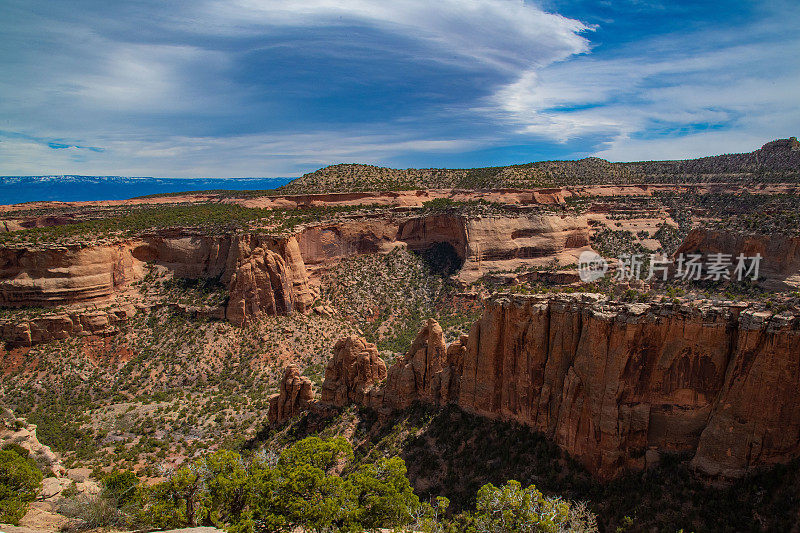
[280,137,800,194]
[0,176,293,205]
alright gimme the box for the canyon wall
[312,294,800,480]
[297,212,591,282]
[1,211,590,338]
[676,228,800,290]
[0,244,143,307]
[0,231,313,338]
[450,295,800,479]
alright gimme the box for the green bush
[344,456,419,530]
[0,449,43,525]
[470,480,596,533]
[101,470,140,506]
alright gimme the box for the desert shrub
[344,456,420,530]
[469,480,596,533]
[101,469,140,506]
[57,494,126,530]
[0,449,43,524]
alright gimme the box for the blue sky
[0,0,798,177]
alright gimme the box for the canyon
[277,293,800,480]
[0,210,591,344]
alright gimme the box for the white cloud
[1,0,798,176]
[204,0,591,71]
[487,26,800,158]
[0,0,593,175]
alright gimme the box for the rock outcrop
[224,236,300,326]
[1,231,314,330]
[311,295,800,480]
[297,212,591,282]
[382,319,460,409]
[451,295,800,479]
[320,336,387,408]
[0,304,137,348]
[268,365,315,425]
[0,244,142,307]
[1,211,590,331]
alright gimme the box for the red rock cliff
[316,295,800,480]
[451,294,800,479]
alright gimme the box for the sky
[0,0,798,177]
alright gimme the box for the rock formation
[297,212,591,282]
[310,295,800,480]
[1,210,592,334]
[0,244,142,307]
[0,304,137,348]
[0,231,314,330]
[1,407,65,477]
[268,365,315,425]
[225,237,296,326]
[452,294,800,479]
[382,319,460,409]
[320,336,387,408]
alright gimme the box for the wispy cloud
[486,6,800,159]
[0,0,797,176]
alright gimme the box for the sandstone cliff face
[382,319,460,409]
[0,304,137,348]
[311,295,800,480]
[691,311,800,477]
[0,231,313,331]
[268,365,315,425]
[0,244,142,307]
[1,211,589,332]
[298,212,590,282]
[453,295,800,479]
[676,228,800,289]
[459,215,589,282]
[132,233,231,278]
[321,336,387,408]
[296,221,400,267]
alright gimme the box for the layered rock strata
[0,231,313,329]
[0,244,142,307]
[0,304,137,348]
[2,212,590,330]
[296,212,591,283]
[676,228,800,290]
[307,294,800,480]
